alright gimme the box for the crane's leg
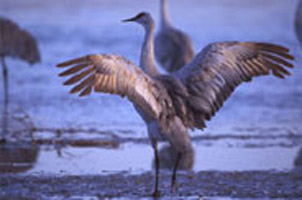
[171,152,181,193]
[1,57,9,139]
[152,140,160,197]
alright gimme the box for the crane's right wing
[175,42,295,129]
[57,54,164,119]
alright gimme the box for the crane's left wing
[57,54,165,120]
[175,42,295,129]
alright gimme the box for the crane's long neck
[160,0,171,29]
[140,22,159,77]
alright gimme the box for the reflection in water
[1,108,8,140]
[0,144,39,173]
[1,107,8,141]
[294,147,302,168]
[0,108,35,142]
[152,144,194,171]
[0,108,38,173]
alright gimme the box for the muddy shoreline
[1,170,302,199]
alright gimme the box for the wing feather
[80,84,93,97]
[262,53,294,68]
[176,42,294,129]
[63,67,93,85]
[70,74,95,94]
[57,54,163,119]
[59,63,89,76]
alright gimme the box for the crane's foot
[152,189,161,198]
[170,181,179,195]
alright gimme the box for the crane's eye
[135,12,147,20]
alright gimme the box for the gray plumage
[57,12,294,196]
[155,0,194,72]
[152,144,194,171]
[0,17,40,63]
[176,42,294,129]
[0,17,40,137]
[295,0,302,46]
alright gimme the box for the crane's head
[122,12,154,29]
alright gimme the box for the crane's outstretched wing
[176,42,295,129]
[155,28,194,73]
[57,54,166,120]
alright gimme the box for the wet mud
[1,170,302,199]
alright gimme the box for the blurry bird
[0,17,40,136]
[155,0,194,72]
[57,12,294,197]
[295,0,302,46]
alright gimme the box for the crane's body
[155,0,194,72]
[57,12,294,197]
[0,17,40,137]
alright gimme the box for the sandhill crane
[0,17,40,137]
[155,0,194,72]
[57,12,294,197]
[295,0,302,46]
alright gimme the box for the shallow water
[23,144,301,174]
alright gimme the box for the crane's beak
[122,16,138,23]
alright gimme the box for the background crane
[155,0,194,73]
[0,17,40,137]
